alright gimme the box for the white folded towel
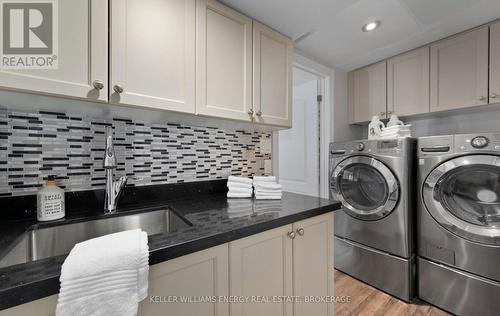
[228,176,252,185]
[253,176,277,184]
[227,192,252,198]
[255,194,282,200]
[254,189,282,195]
[56,229,149,316]
[227,181,253,189]
[228,187,253,194]
[254,183,282,191]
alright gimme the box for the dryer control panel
[418,133,500,157]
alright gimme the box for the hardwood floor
[334,270,451,316]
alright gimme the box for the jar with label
[37,175,65,221]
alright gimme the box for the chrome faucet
[103,126,127,213]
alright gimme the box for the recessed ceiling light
[362,21,381,32]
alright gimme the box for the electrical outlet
[260,138,272,154]
[264,159,272,175]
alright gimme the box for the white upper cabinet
[0,0,108,102]
[349,61,387,123]
[490,21,500,104]
[110,0,195,113]
[387,47,430,117]
[253,21,293,127]
[196,0,253,121]
[430,27,489,112]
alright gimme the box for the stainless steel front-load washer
[330,138,416,302]
[418,133,500,316]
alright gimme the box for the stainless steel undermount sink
[0,209,191,268]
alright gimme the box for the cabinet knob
[247,109,254,116]
[491,93,498,99]
[92,80,104,90]
[287,231,296,239]
[256,110,262,117]
[387,111,392,115]
[296,228,304,236]
[379,111,385,116]
[113,84,124,94]
[479,96,487,102]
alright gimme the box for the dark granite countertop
[0,192,340,310]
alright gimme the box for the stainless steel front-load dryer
[330,138,416,302]
[418,134,500,316]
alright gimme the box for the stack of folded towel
[227,176,253,198]
[380,124,412,139]
[56,229,149,316]
[253,176,282,200]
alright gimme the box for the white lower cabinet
[292,213,334,316]
[230,212,334,316]
[0,213,333,316]
[139,244,229,316]
[230,225,294,316]
[0,295,57,316]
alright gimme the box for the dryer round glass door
[331,156,400,220]
[423,154,500,246]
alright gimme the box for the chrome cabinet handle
[491,93,498,99]
[387,111,392,115]
[256,110,262,116]
[113,85,124,94]
[247,109,254,116]
[288,231,296,239]
[479,96,487,101]
[296,228,304,236]
[379,111,385,116]
[93,80,104,90]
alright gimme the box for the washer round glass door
[331,156,400,220]
[423,154,500,246]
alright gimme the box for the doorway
[277,66,323,197]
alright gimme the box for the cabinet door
[196,0,253,121]
[139,244,229,316]
[430,27,489,112]
[253,21,293,127]
[292,212,334,316]
[349,61,387,123]
[110,0,195,113]
[229,225,293,316]
[0,295,57,316]
[388,47,430,116]
[0,0,108,102]
[490,21,500,104]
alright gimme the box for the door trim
[273,53,332,198]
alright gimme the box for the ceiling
[221,0,500,71]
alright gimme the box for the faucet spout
[103,126,127,213]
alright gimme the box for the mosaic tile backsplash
[0,109,271,197]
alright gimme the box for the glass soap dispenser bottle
[37,175,65,221]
